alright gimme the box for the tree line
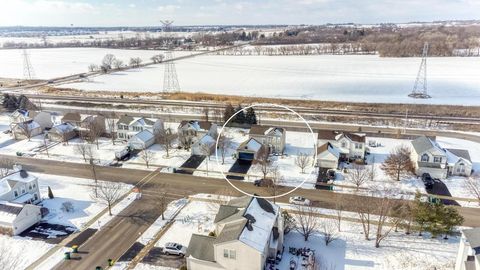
[223,104,257,125]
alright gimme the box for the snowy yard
[61,54,480,105]
[0,234,54,269]
[0,47,198,80]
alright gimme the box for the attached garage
[128,130,155,150]
[236,138,264,162]
[317,142,340,169]
[238,152,254,161]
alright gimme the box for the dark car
[254,179,273,187]
[327,170,336,180]
[421,173,434,189]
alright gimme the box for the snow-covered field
[0,234,54,270]
[62,54,480,105]
[0,47,196,79]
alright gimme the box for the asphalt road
[3,154,479,269]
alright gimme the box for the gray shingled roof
[411,136,435,154]
[214,205,241,223]
[227,196,252,208]
[117,115,135,126]
[0,203,23,215]
[214,219,248,244]
[446,148,472,162]
[187,234,216,262]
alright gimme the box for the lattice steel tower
[408,42,431,99]
[161,20,180,93]
[22,49,35,80]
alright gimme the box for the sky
[0,0,479,27]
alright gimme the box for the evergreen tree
[245,107,257,125]
[47,186,54,199]
[233,104,246,124]
[439,206,464,239]
[223,103,235,123]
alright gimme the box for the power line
[163,51,180,93]
[409,42,431,99]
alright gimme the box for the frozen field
[62,54,480,105]
[0,47,196,79]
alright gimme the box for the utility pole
[408,42,431,99]
[403,108,408,134]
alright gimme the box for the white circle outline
[214,103,318,199]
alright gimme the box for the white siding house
[192,134,216,156]
[249,125,286,155]
[317,130,366,161]
[128,130,155,150]
[317,142,340,169]
[455,228,480,270]
[0,202,42,235]
[117,115,164,141]
[178,120,218,149]
[0,167,41,205]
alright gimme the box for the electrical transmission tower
[408,42,431,99]
[163,50,180,92]
[160,20,180,92]
[22,49,35,80]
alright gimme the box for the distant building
[187,196,284,270]
[0,166,41,205]
[0,202,42,235]
[47,123,77,142]
[178,120,218,149]
[249,125,286,155]
[455,227,480,270]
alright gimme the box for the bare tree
[129,57,142,68]
[350,194,376,240]
[293,205,320,241]
[465,174,480,206]
[112,59,124,69]
[0,158,13,177]
[17,121,34,141]
[267,166,283,203]
[155,128,177,158]
[217,134,232,164]
[321,218,339,246]
[374,189,404,248]
[88,63,98,72]
[93,181,124,216]
[140,148,154,168]
[106,114,117,145]
[87,121,103,150]
[101,54,116,70]
[203,107,210,122]
[200,143,213,176]
[74,143,94,163]
[333,192,346,232]
[295,152,311,174]
[346,164,369,190]
[381,145,415,181]
[254,146,272,180]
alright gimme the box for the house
[317,142,340,169]
[236,138,267,162]
[0,202,42,235]
[317,130,366,161]
[187,196,284,270]
[446,149,473,177]
[10,109,53,130]
[128,130,155,150]
[249,125,286,155]
[455,227,480,270]
[411,136,448,179]
[192,134,216,156]
[78,114,106,139]
[47,123,77,142]
[61,112,82,126]
[11,120,43,140]
[0,166,41,205]
[178,120,218,148]
[117,115,164,140]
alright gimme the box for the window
[433,156,442,163]
[33,183,36,188]
[14,190,18,197]
[421,154,429,162]
[341,142,346,148]
[21,187,26,194]
[223,249,229,258]
[355,143,362,149]
[34,193,38,201]
[223,249,236,259]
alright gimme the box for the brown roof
[249,125,270,135]
[62,112,81,122]
[198,121,213,131]
[317,130,338,140]
[317,142,330,153]
[343,133,366,143]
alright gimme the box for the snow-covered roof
[199,134,215,146]
[133,130,154,142]
[317,142,340,158]
[1,170,37,185]
[445,148,472,165]
[239,198,279,252]
[15,120,40,130]
[0,201,24,224]
[412,136,443,154]
[118,116,157,127]
[52,123,75,133]
[0,181,11,197]
[179,120,212,132]
[240,138,263,152]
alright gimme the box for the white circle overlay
[214,103,318,199]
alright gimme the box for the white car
[163,242,187,256]
[289,196,311,206]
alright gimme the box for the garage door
[239,152,254,161]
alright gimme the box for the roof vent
[246,221,253,231]
[256,198,275,214]
[244,213,256,224]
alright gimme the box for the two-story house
[0,166,41,205]
[249,125,286,155]
[411,136,448,179]
[178,120,218,149]
[187,196,284,270]
[10,109,53,130]
[0,201,42,236]
[445,149,473,177]
[455,227,480,270]
[317,130,366,161]
[117,115,164,140]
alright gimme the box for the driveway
[175,155,205,174]
[20,222,77,244]
[426,179,460,206]
[227,159,252,180]
[142,247,186,269]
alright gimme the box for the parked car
[421,173,434,189]
[327,170,336,180]
[163,242,187,256]
[289,196,311,206]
